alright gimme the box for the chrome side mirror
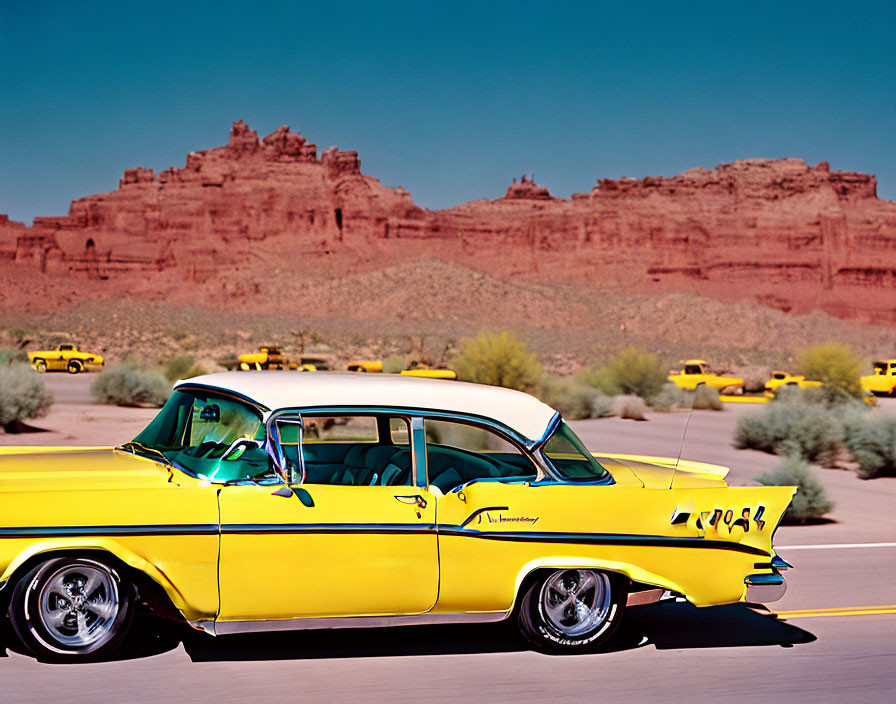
[265,414,305,484]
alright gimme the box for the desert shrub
[579,365,621,396]
[648,381,693,413]
[0,364,53,431]
[612,395,647,421]
[693,384,723,411]
[583,348,666,400]
[842,414,896,479]
[740,368,770,394]
[0,346,28,366]
[649,382,690,411]
[797,343,863,400]
[161,353,207,383]
[452,332,542,392]
[590,393,614,418]
[756,455,834,523]
[382,355,407,374]
[540,376,599,420]
[92,363,171,407]
[734,397,843,463]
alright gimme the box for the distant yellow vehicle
[861,360,896,396]
[764,371,823,394]
[346,360,383,373]
[238,345,287,371]
[401,369,457,380]
[28,344,104,374]
[238,347,331,372]
[668,360,744,393]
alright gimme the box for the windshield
[542,422,613,483]
[130,389,274,483]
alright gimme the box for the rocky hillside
[2,120,895,324]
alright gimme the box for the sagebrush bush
[797,343,863,400]
[0,346,28,366]
[583,348,666,400]
[756,455,834,523]
[842,415,896,479]
[452,332,542,392]
[612,395,647,420]
[733,396,843,463]
[693,384,723,411]
[540,376,599,420]
[92,363,171,407]
[579,365,621,396]
[590,393,614,418]
[161,353,207,383]
[381,355,407,374]
[649,382,690,411]
[0,364,53,430]
[741,368,770,394]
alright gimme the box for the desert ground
[1,373,894,702]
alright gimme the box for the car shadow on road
[0,602,815,663]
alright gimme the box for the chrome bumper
[745,573,787,603]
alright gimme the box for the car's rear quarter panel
[434,482,794,611]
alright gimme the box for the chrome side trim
[771,555,793,570]
[213,611,510,635]
[188,619,217,636]
[626,589,666,607]
[744,573,787,603]
[0,577,7,592]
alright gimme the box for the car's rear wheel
[33,359,47,373]
[67,360,82,374]
[517,569,625,653]
[9,557,134,661]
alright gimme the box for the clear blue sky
[1,0,894,223]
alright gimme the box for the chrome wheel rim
[36,563,120,650]
[539,570,611,637]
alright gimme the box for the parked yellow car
[28,344,104,374]
[764,371,823,394]
[668,360,744,393]
[861,360,896,396]
[346,360,383,373]
[0,372,794,660]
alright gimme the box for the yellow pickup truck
[764,371,823,394]
[28,344,104,374]
[668,360,744,393]
[861,360,896,396]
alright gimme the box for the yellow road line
[773,605,896,619]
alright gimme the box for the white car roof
[176,371,558,444]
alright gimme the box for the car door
[216,412,439,623]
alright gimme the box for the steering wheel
[221,437,263,461]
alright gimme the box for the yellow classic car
[28,344,104,374]
[668,360,744,393]
[764,371,823,394]
[861,360,896,396]
[0,372,794,660]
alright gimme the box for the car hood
[594,453,729,488]
[0,446,170,491]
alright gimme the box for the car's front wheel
[9,557,134,661]
[67,360,82,374]
[517,569,625,653]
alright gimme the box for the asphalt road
[1,375,895,702]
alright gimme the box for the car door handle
[394,494,427,509]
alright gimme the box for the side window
[424,419,537,493]
[301,414,412,487]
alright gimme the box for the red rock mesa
[2,120,895,322]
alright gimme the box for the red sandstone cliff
[2,120,895,322]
